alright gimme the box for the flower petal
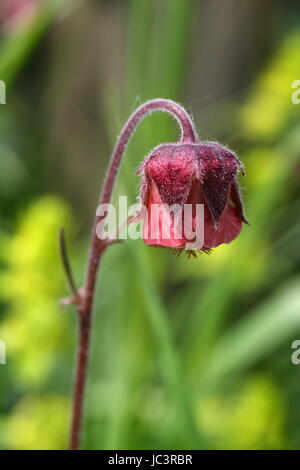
[203,203,242,248]
[145,145,195,207]
[143,182,186,248]
[230,179,250,225]
[197,143,241,227]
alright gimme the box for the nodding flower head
[137,141,248,255]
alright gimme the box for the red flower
[137,142,248,254]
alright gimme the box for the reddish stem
[100,98,198,206]
[69,315,91,450]
[68,99,198,450]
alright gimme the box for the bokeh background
[0,0,300,450]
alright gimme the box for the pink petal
[143,182,186,248]
[203,203,242,248]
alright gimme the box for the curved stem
[69,99,198,450]
[100,98,198,206]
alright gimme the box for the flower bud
[137,141,248,254]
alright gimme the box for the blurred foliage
[197,376,285,450]
[0,0,69,84]
[1,196,73,386]
[242,32,300,142]
[0,0,300,451]
[5,394,69,450]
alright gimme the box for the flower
[137,141,248,254]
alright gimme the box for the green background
[0,0,300,450]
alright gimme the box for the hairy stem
[69,99,198,450]
[69,314,91,450]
